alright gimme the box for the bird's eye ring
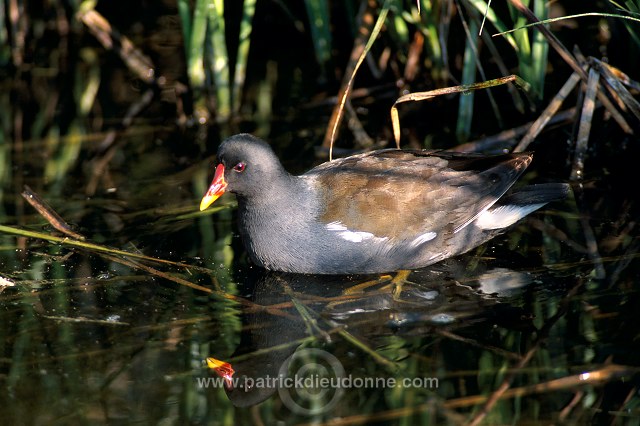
[233,162,246,172]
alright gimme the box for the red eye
[233,162,246,172]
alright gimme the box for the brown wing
[307,149,532,240]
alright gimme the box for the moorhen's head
[200,134,288,211]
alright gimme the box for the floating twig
[40,314,129,326]
[0,224,209,272]
[21,185,86,240]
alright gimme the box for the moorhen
[200,134,569,274]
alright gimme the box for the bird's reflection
[211,260,536,407]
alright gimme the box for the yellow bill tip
[199,193,219,211]
[206,357,228,370]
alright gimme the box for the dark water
[2,3,640,425]
[1,123,639,424]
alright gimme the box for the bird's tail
[499,183,571,206]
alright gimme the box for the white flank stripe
[337,230,376,242]
[476,203,545,230]
[325,221,387,243]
